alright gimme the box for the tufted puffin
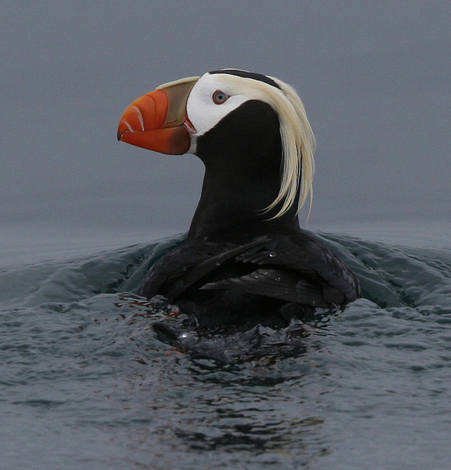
[117,69,360,330]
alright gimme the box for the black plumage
[139,95,360,329]
[140,232,360,329]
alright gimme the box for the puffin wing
[200,268,330,307]
[236,233,360,303]
[140,236,270,300]
[142,232,359,307]
[164,236,270,299]
[199,233,359,306]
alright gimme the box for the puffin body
[118,69,360,329]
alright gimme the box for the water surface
[1,221,450,469]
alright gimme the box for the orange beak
[117,76,199,155]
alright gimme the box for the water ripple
[1,233,450,469]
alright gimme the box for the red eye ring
[212,90,229,104]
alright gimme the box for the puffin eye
[212,90,229,104]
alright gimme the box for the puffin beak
[117,76,199,155]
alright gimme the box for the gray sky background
[1,0,450,236]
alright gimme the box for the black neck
[188,100,300,242]
[188,168,300,242]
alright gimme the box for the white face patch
[186,73,250,148]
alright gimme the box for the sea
[1,218,450,469]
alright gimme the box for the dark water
[1,224,450,469]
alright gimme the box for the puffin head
[117,69,315,218]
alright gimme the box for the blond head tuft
[265,76,316,218]
[212,73,316,218]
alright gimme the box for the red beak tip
[117,128,130,141]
